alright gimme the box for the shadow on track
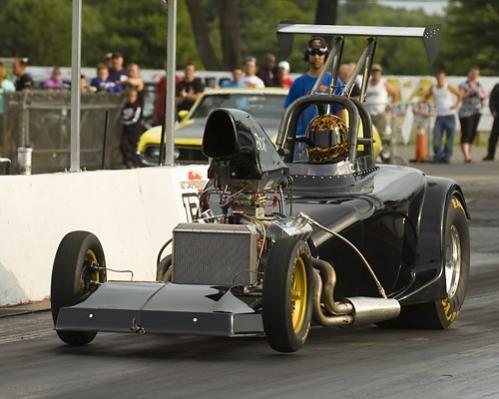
[41,265,499,363]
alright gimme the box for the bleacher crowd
[0,51,294,168]
[1,48,497,167]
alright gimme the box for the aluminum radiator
[172,223,259,286]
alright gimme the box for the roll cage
[275,23,440,171]
[277,95,374,168]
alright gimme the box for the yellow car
[137,88,289,165]
[137,87,381,165]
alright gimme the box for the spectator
[458,66,488,163]
[12,58,34,91]
[221,68,245,88]
[154,74,167,125]
[257,53,277,87]
[43,67,67,90]
[364,64,398,136]
[105,52,113,69]
[90,63,122,93]
[483,82,499,161]
[338,63,361,99]
[124,63,145,111]
[273,61,293,88]
[176,62,204,114]
[80,74,95,93]
[109,52,127,84]
[243,57,265,88]
[0,62,15,115]
[154,69,182,126]
[422,70,461,163]
[120,88,143,168]
[124,63,144,92]
[284,37,343,136]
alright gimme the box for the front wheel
[262,238,313,353]
[51,231,107,345]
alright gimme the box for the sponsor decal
[182,193,200,222]
[188,170,202,181]
[441,298,459,322]
[179,169,208,192]
[179,168,208,220]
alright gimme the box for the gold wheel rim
[84,249,100,283]
[291,256,307,334]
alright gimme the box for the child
[90,63,122,93]
[120,88,143,168]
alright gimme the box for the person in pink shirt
[43,67,67,90]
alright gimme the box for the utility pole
[70,0,82,172]
[163,0,177,166]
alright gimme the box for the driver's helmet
[305,114,348,164]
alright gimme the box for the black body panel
[56,282,264,336]
[289,164,467,305]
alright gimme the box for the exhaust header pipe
[311,258,400,327]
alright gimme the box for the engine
[171,108,311,289]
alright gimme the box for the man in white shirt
[243,57,265,88]
[422,70,461,163]
[365,64,398,136]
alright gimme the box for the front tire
[51,231,106,345]
[156,254,172,282]
[262,238,313,353]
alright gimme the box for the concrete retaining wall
[0,165,208,306]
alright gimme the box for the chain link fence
[0,91,125,174]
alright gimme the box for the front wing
[56,282,264,337]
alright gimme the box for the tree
[184,0,241,70]
[219,0,241,70]
[2,0,496,76]
[185,0,220,69]
[314,0,338,47]
[315,0,338,26]
[237,0,309,71]
[440,0,499,75]
[337,0,440,75]
[0,0,73,66]
[84,0,178,68]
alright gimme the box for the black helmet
[303,37,329,60]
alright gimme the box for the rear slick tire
[51,231,107,346]
[262,238,313,353]
[382,194,470,329]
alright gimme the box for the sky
[377,0,449,15]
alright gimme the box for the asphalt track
[1,150,498,399]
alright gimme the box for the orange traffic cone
[415,127,427,161]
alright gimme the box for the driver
[305,114,349,164]
[284,37,344,137]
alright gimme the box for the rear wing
[275,23,441,152]
[277,23,440,63]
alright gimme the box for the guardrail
[0,165,208,306]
